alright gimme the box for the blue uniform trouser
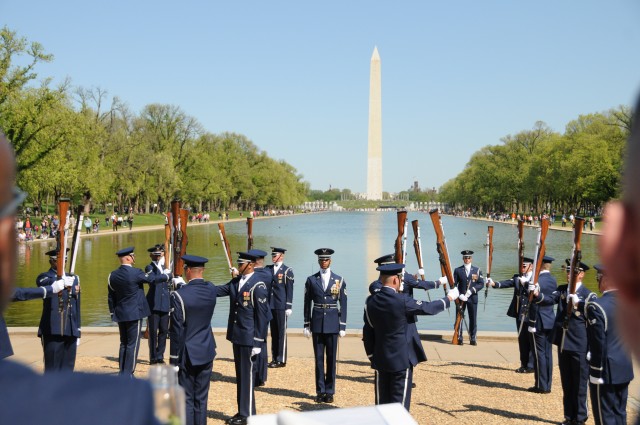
[457,301,478,342]
[559,349,589,422]
[375,366,414,412]
[233,344,256,418]
[590,382,629,425]
[312,332,338,395]
[270,309,287,363]
[118,319,142,376]
[255,340,268,385]
[179,356,213,425]
[530,329,553,391]
[515,318,534,369]
[148,311,169,363]
[41,334,77,372]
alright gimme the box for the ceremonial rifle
[429,209,464,344]
[171,200,189,282]
[246,217,254,250]
[484,225,493,311]
[517,220,525,275]
[65,205,83,334]
[560,216,585,352]
[218,223,234,276]
[55,199,70,332]
[411,220,431,301]
[163,212,172,273]
[395,210,408,265]
[518,218,550,335]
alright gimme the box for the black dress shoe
[559,420,573,425]
[524,367,535,373]
[515,366,526,373]
[157,359,165,364]
[267,361,279,368]
[225,414,240,424]
[470,340,477,346]
[527,386,551,394]
[314,394,325,403]
[256,381,266,387]
[228,416,247,425]
[277,362,286,368]
[323,394,334,403]
[457,340,464,346]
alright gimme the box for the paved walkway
[7,327,638,408]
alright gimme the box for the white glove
[447,287,459,300]
[230,267,239,277]
[51,279,65,294]
[63,275,75,287]
[173,365,180,373]
[417,268,425,276]
[486,277,494,287]
[527,282,539,293]
[172,276,186,287]
[465,290,472,298]
[285,309,292,317]
[567,293,580,305]
[518,276,529,286]
[438,276,449,286]
[586,351,591,361]
[251,347,261,356]
[303,328,311,338]
[163,268,171,275]
[589,375,604,385]
[528,326,537,333]
[158,256,165,267]
[458,294,468,302]
[76,338,81,346]
[339,330,346,338]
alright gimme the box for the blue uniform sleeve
[252,282,270,347]
[12,286,49,301]
[36,272,56,288]
[285,267,294,308]
[362,302,375,364]
[404,294,450,316]
[303,278,312,328]
[495,276,516,289]
[471,270,485,294]
[339,279,348,331]
[169,291,186,366]
[585,300,606,379]
[215,281,231,297]
[107,273,115,317]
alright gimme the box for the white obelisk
[367,46,382,201]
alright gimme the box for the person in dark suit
[453,250,485,345]
[36,249,81,372]
[247,249,271,387]
[585,264,634,425]
[145,244,171,365]
[169,254,218,425]
[0,132,160,425]
[486,256,534,373]
[216,251,270,425]
[108,246,172,377]
[303,248,348,404]
[526,255,558,394]
[364,263,458,411]
[267,247,294,368]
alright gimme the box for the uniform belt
[314,304,337,309]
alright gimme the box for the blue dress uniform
[585,274,634,425]
[248,249,272,387]
[363,264,451,411]
[493,256,534,372]
[145,245,171,364]
[169,255,218,425]
[215,252,270,423]
[0,360,160,425]
[303,248,348,402]
[267,247,294,367]
[453,251,485,344]
[1,285,59,359]
[36,250,81,372]
[527,259,558,393]
[108,247,171,377]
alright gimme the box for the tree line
[438,112,631,216]
[0,27,308,214]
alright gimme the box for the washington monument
[366,46,383,201]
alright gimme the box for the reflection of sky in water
[8,213,601,332]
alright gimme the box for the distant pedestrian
[84,216,92,234]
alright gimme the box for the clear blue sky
[3,1,640,193]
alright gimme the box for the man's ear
[601,201,639,301]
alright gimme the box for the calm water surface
[8,212,601,332]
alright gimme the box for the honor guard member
[584,264,634,425]
[267,247,294,368]
[363,263,459,411]
[0,132,160,425]
[108,246,172,377]
[247,248,271,387]
[216,251,270,425]
[145,244,171,364]
[303,248,348,404]
[169,254,218,425]
[526,255,558,394]
[368,253,447,296]
[486,256,535,373]
[36,249,81,371]
[533,259,593,422]
[453,250,485,345]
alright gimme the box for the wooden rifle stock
[518,219,550,335]
[218,223,234,275]
[170,201,189,277]
[428,209,461,344]
[65,205,83,332]
[395,210,407,264]
[517,220,525,273]
[164,212,172,271]
[484,226,494,310]
[561,217,585,351]
[246,217,254,250]
[55,199,70,331]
